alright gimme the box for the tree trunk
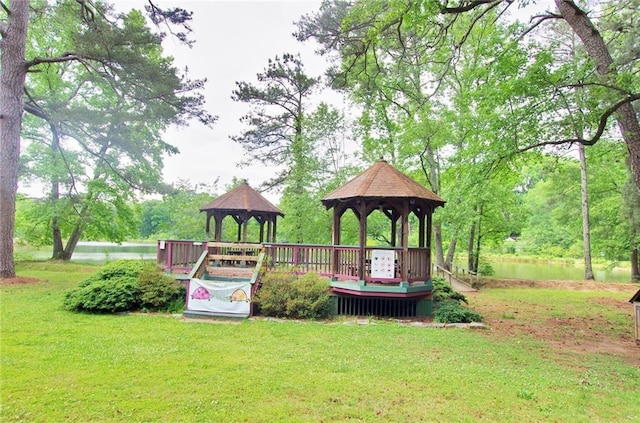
[0,1,29,278]
[52,218,65,260]
[578,143,595,280]
[62,222,85,261]
[632,248,640,282]
[50,129,65,259]
[467,221,476,272]
[421,145,445,267]
[444,235,457,271]
[474,227,481,273]
[56,190,96,261]
[434,223,445,267]
[473,207,482,273]
[556,0,640,194]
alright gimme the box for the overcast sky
[117,0,551,203]
[120,0,328,202]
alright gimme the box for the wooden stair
[205,266,255,279]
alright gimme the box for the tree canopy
[0,0,215,276]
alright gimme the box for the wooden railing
[405,248,430,281]
[433,264,477,289]
[157,240,208,274]
[264,244,336,277]
[157,240,432,283]
[263,243,431,283]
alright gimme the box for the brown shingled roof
[200,181,284,216]
[322,160,445,206]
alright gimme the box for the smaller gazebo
[200,181,284,243]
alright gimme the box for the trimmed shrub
[254,269,295,317]
[431,276,482,323]
[477,262,495,277]
[64,260,183,313]
[432,277,468,304]
[91,260,146,282]
[286,273,332,319]
[254,269,331,319]
[64,275,140,313]
[138,263,182,310]
[434,300,483,324]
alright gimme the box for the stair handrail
[187,249,209,280]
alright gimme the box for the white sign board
[370,249,396,279]
[187,279,251,315]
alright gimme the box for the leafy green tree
[138,180,217,241]
[232,54,357,244]
[6,1,215,265]
[298,0,640,198]
[300,2,536,270]
[519,158,584,258]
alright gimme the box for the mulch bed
[0,276,41,286]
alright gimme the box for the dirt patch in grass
[471,279,640,366]
[479,278,638,292]
[0,276,41,286]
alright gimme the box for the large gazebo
[321,159,445,298]
[200,181,284,243]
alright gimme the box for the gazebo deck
[157,240,433,294]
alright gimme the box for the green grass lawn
[2,262,639,422]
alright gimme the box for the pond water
[487,260,632,283]
[32,241,633,282]
[32,241,157,263]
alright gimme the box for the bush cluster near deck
[63,260,184,313]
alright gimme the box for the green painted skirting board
[330,280,433,294]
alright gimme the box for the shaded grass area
[2,262,639,422]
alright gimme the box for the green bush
[254,269,331,319]
[286,273,332,319]
[431,276,482,324]
[92,260,146,282]
[64,260,183,313]
[434,300,483,324]
[477,262,495,277]
[64,275,140,313]
[432,277,468,304]
[254,269,295,317]
[138,263,182,310]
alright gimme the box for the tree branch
[441,0,503,14]
[24,52,95,68]
[517,13,563,40]
[517,93,640,152]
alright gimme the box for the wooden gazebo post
[401,200,409,284]
[357,201,367,282]
[330,203,344,276]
